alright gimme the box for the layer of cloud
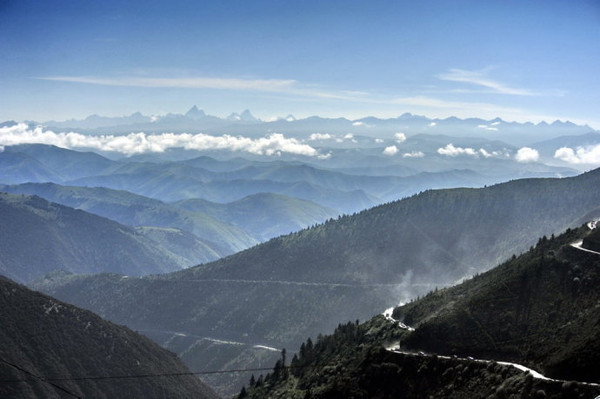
[554,145,600,164]
[0,123,328,158]
[515,147,540,163]
[382,145,398,156]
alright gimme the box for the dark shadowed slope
[0,276,219,399]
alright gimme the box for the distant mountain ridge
[30,107,596,146]
[2,143,577,217]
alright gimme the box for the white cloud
[402,151,425,158]
[554,145,600,164]
[437,143,509,159]
[479,148,492,158]
[341,133,357,143]
[429,122,437,127]
[37,74,369,103]
[382,145,398,156]
[437,143,478,157]
[0,123,328,158]
[40,76,296,92]
[515,147,540,163]
[437,68,538,96]
[477,124,499,131]
[308,133,332,141]
[374,138,384,143]
[394,132,406,143]
[352,121,370,127]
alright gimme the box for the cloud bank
[554,145,600,164]
[0,123,328,158]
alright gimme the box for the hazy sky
[1,0,599,126]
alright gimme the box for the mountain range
[2,111,600,396]
[34,107,595,147]
[32,168,600,395]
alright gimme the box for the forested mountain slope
[179,167,600,285]
[33,168,600,395]
[0,193,188,282]
[0,276,218,399]
[396,224,600,382]
[241,225,600,398]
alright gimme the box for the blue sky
[1,0,599,126]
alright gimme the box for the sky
[1,0,599,127]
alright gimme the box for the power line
[0,358,82,398]
[0,365,282,384]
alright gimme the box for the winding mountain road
[385,346,600,387]
[570,220,600,256]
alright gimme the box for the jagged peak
[185,105,206,120]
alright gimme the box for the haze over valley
[2,1,600,397]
